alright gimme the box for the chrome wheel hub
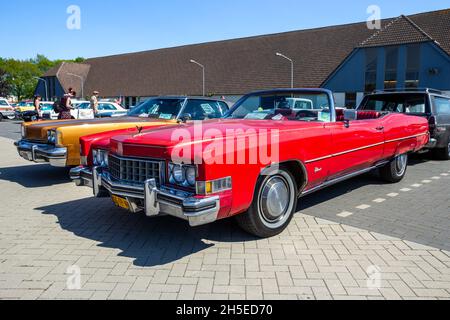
[257,172,296,229]
[261,177,289,221]
[395,154,407,176]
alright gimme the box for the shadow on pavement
[299,159,450,251]
[37,198,256,267]
[0,164,71,187]
[36,154,447,267]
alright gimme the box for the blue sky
[1,0,448,60]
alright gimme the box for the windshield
[40,103,54,110]
[76,102,92,110]
[226,91,332,122]
[128,98,185,119]
[18,102,33,107]
[0,100,8,106]
[359,94,428,114]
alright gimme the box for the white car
[0,98,15,120]
[41,101,127,120]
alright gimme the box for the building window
[364,48,378,93]
[384,46,399,89]
[345,92,357,109]
[405,44,421,88]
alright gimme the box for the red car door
[325,119,385,179]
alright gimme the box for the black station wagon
[358,89,450,160]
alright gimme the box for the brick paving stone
[0,134,449,300]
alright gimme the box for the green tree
[0,68,11,97]
[0,54,85,100]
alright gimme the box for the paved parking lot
[0,121,449,300]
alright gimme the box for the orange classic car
[14,97,230,167]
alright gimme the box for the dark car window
[359,94,428,114]
[433,97,450,114]
[77,102,92,110]
[98,103,116,111]
[128,98,185,119]
[0,100,8,106]
[182,100,228,120]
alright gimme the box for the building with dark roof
[35,8,450,108]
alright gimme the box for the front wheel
[6,115,15,120]
[236,168,298,238]
[379,153,408,183]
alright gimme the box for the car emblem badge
[117,142,123,156]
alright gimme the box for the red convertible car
[76,89,429,237]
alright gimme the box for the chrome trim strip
[301,162,388,197]
[305,133,427,164]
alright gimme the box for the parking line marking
[387,193,399,197]
[356,204,371,210]
[400,188,412,192]
[441,173,449,176]
[432,176,441,180]
[411,184,422,188]
[337,211,353,218]
[373,198,386,203]
[422,180,432,184]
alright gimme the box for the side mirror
[343,110,357,128]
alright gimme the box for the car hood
[23,116,174,141]
[111,118,324,160]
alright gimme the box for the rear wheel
[236,168,298,238]
[380,153,408,183]
[434,140,450,160]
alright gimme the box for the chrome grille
[108,155,163,185]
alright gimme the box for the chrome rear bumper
[14,140,67,167]
[101,173,220,227]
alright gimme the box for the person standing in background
[58,90,75,120]
[32,95,42,121]
[33,95,41,113]
[90,91,99,116]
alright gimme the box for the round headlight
[172,164,184,183]
[185,167,196,186]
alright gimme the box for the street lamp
[66,73,84,99]
[276,52,294,88]
[189,59,205,96]
[34,77,48,101]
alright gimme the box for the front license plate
[112,195,130,210]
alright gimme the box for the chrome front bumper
[101,173,220,227]
[14,140,67,167]
[1,111,15,117]
[70,166,108,197]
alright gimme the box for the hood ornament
[136,126,144,134]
